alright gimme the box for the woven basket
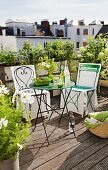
[89,122,108,138]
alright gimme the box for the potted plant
[0,50,18,84]
[37,56,57,81]
[18,41,45,65]
[77,35,106,63]
[33,76,52,86]
[0,82,30,170]
[44,39,74,75]
[44,39,74,62]
[76,35,108,86]
[98,47,108,87]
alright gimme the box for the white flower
[0,85,9,95]
[17,143,23,150]
[21,93,34,104]
[0,117,6,123]
[45,64,50,68]
[3,119,8,127]
[42,62,46,66]
[104,48,108,55]
[79,46,86,52]
[42,62,50,68]
[0,117,8,129]
[21,93,29,103]
[2,85,8,94]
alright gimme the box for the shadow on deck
[19,87,108,170]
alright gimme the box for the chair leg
[87,90,95,112]
[33,90,50,145]
[66,91,81,113]
[40,111,50,145]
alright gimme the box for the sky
[0,0,108,26]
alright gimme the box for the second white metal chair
[61,63,101,117]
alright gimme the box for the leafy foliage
[76,35,108,80]
[77,35,106,63]
[38,56,57,79]
[44,39,74,61]
[0,86,30,160]
[0,50,17,65]
[33,76,51,86]
[1,40,74,66]
[98,46,108,80]
[18,41,47,65]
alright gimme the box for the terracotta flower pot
[0,153,19,170]
[99,79,108,87]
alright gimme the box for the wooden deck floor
[19,89,108,170]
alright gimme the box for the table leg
[32,89,49,145]
[59,88,77,138]
[59,88,72,124]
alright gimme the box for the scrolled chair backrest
[11,65,36,92]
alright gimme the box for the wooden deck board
[34,136,100,170]
[71,144,108,170]
[90,156,108,170]
[20,122,86,169]
[19,99,108,170]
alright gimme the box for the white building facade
[67,20,103,51]
[50,23,65,37]
[0,36,70,51]
[5,19,37,36]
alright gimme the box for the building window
[92,28,94,35]
[17,28,20,36]
[44,42,46,48]
[22,31,26,36]
[83,29,88,35]
[77,28,80,35]
[44,42,47,48]
[76,42,80,48]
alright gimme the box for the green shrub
[76,34,108,80]
[44,39,74,61]
[0,85,30,160]
[77,35,106,63]
[0,50,17,65]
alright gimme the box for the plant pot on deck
[0,153,19,170]
[99,79,108,87]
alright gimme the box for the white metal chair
[11,65,50,119]
[61,63,101,117]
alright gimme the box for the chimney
[78,19,85,26]
[100,21,104,25]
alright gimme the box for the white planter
[0,153,19,170]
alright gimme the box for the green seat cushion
[72,85,94,92]
[84,117,101,129]
[89,111,108,122]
